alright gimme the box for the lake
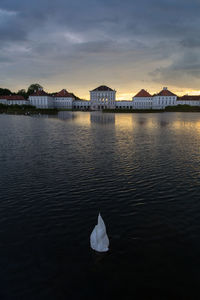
[0,112,200,300]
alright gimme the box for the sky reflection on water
[53,111,200,132]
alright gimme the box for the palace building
[90,85,116,110]
[29,88,89,109]
[132,87,200,109]
[2,85,199,110]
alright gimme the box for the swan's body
[90,213,109,252]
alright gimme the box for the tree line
[0,83,43,99]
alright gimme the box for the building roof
[54,89,75,98]
[0,95,26,100]
[53,89,80,99]
[30,90,49,96]
[156,88,176,97]
[134,89,152,97]
[177,95,200,101]
[91,85,114,92]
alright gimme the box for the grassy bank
[1,104,200,115]
[58,108,91,112]
[103,108,164,113]
[0,104,58,115]
[165,105,200,112]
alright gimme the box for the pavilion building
[152,87,177,109]
[133,89,152,109]
[177,95,200,106]
[53,89,75,109]
[29,88,54,108]
[0,95,28,106]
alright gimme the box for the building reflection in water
[57,111,77,121]
[159,120,169,127]
[90,112,115,124]
[137,117,147,126]
[34,112,200,135]
[115,114,134,129]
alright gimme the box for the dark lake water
[0,112,200,300]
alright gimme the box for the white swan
[90,213,109,252]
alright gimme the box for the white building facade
[115,101,133,109]
[29,88,87,109]
[0,98,7,105]
[29,89,54,108]
[54,89,75,109]
[176,95,200,106]
[133,89,152,109]
[131,87,200,109]
[90,85,116,110]
[0,95,28,105]
[132,87,177,110]
[152,87,177,109]
[73,100,90,110]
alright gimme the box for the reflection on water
[159,120,169,127]
[90,112,115,124]
[51,111,200,132]
[57,111,77,121]
[1,111,200,299]
[137,117,147,126]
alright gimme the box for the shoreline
[103,106,200,113]
[1,105,200,116]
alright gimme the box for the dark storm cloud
[151,50,200,88]
[0,0,200,92]
[180,38,200,48]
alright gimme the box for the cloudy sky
[0,0,200,99]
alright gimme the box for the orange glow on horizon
[75,89,200,101]
[10,83,200,101]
